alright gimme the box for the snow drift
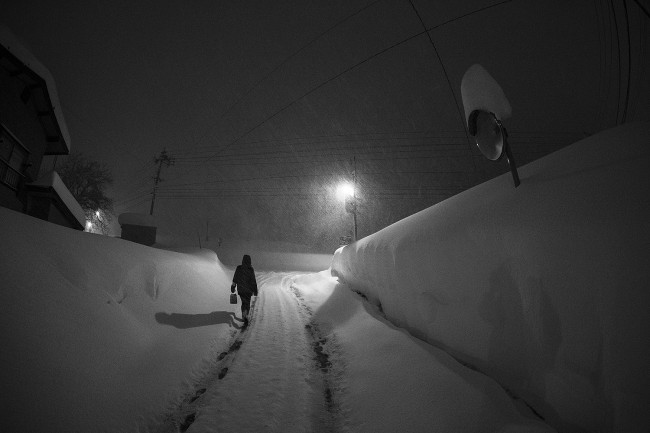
[1,202,553,433]
[332,122,650,432]
[0,207,236,432]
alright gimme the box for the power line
[172,145,478,162]
[175,137,573,157]
[115,196,151,212]
[170,129,471,152]
[610,0,623,124]
[171,131,571,158]
[197,32,427,165]
[59,103,149,163]
[193,0,521,168]
[629,0,649,118]
[187,128,575,149]
[619,0,632,123]
[175,157,350,168]
[117,135,565,201]
[113,191,151,206]
[406,0,474,158]
[182,0,385,152]
[173,137,469,156]
[171,145,553,168]
[594,0,606,127]
[167,1,566,192]
[631,0,650,18]
[427,0,515,30]
[155,177,476,195]
[601,0,617,127]
[128,1,577,209]
[154,189,462,199]
[159,173,350,189]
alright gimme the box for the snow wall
[0,207,235,432]
[331,122,650,432]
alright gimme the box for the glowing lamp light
[336,182,355,202]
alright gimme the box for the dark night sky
[3,0,649,251]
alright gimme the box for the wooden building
[0,26,83,230]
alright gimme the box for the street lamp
[336,181,357,242]
[336,182,354,202]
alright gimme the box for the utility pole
[150,149,175,215]
[345,156,358,241]
[352,156,358,241]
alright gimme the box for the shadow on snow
[155,311,241,329]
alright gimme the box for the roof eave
[0,28,71,155]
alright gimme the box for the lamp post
[336,157,359,243]
[345,193,357,241]
[337,187,357,241]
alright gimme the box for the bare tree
[57,152,114,234]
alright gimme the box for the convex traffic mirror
[461,64,520,187]
[467,109,520,187]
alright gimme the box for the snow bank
[294,271,553,432]
[0,207,236,433]
[332,122,650,432]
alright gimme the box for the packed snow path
[159,271,338,433]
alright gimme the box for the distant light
[95,210,101,217]
[85,221,92,231]
[336,183,355,201]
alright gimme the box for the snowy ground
[4,122,645,433]
[331,122,650,431]
[1,206,552,432]
[0,206,236,432]
[157,272,338,433]
[149,270,552,433]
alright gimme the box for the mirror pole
[502,127,521,187]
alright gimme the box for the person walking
[230,254,258,326]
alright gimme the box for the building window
[0,125,30,190]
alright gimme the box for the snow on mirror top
[461,64,512,125]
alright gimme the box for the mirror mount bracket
[498,122,521,188]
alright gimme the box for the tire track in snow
[154,272,340,433]
[287,279,341,422]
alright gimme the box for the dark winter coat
[231,254,258,299]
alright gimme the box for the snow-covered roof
[29,170,86,227]
[0,25,71,155]
[118,212,157,227]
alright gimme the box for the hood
[242,254,252,266]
